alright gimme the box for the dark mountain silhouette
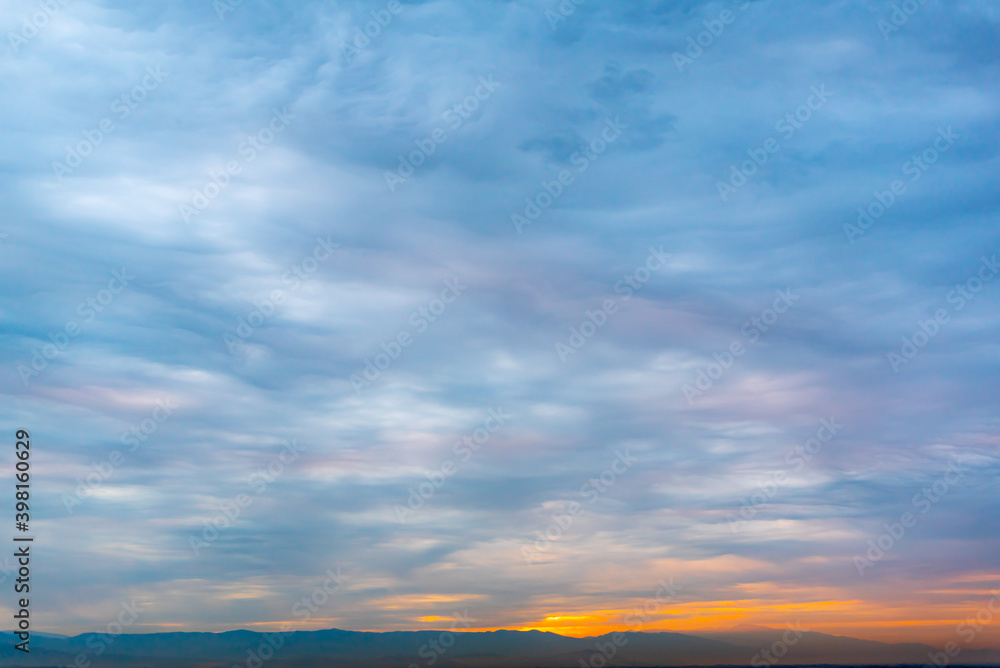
[2,627,999,667]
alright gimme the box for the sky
[1,0,999,648]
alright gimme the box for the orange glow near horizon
[234,594,988,651]
[111,577,1000,650]
[343,589,1000,648]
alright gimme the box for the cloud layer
[1,0,998,646]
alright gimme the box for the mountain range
[3,626,999,667]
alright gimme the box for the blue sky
[1,0,998,644]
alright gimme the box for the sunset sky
[1,0,998,649]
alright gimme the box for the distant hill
[1,627,998,667]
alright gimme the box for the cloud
[0,0,998,644]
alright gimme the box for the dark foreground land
[2,628,999,667]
